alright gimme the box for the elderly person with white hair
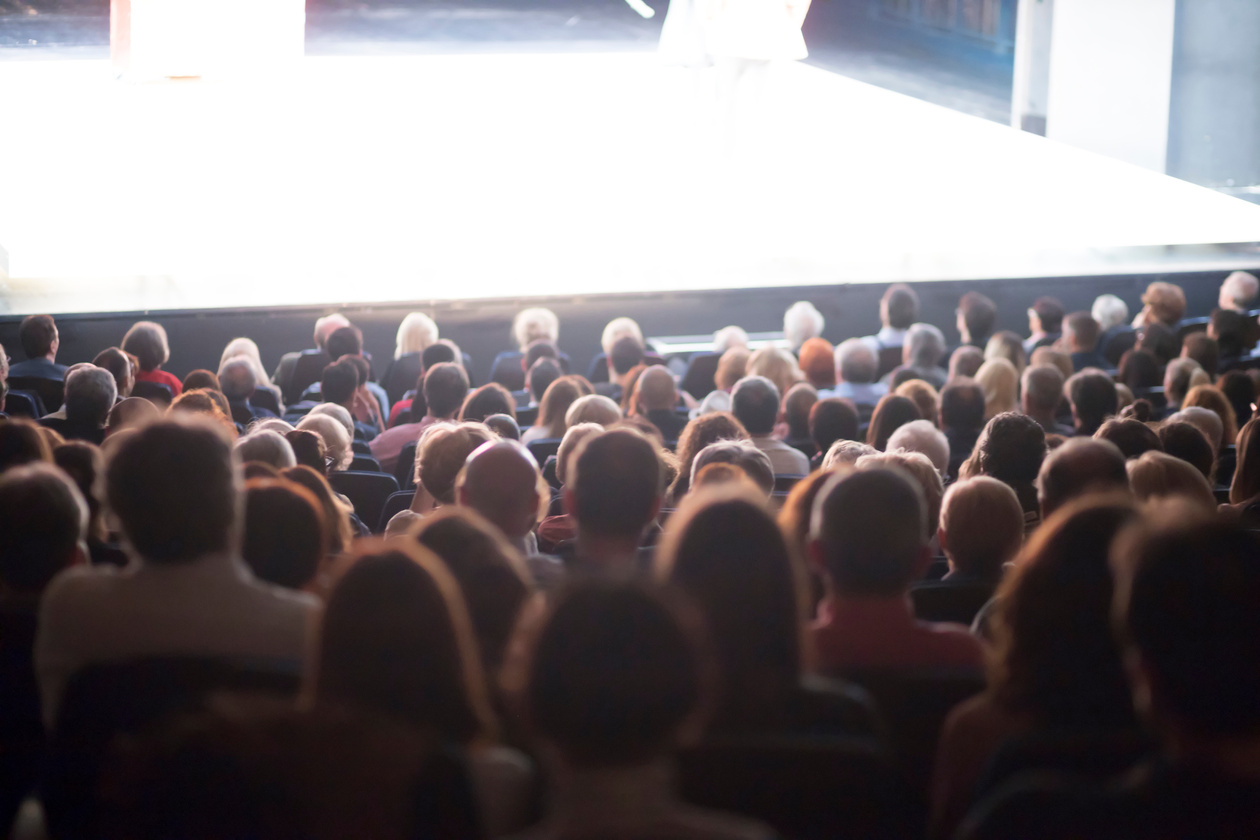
[271,313,351,403]
[235,429,297,470]
[884,323,947,389]
[587,316,648,384]
[1220,271,1260,313]
[824,338,887,408]
[886,419,949,475]
[565,394,622,427]
[297,412,353,473]
[55,366,117,444]
[783,301,824,353]
[1169,406,1224,455]
[1090,293,1134,366]
[218,356,278,427]
[380,311,441,407]
[489,307,571,393]
[220,337,283,413]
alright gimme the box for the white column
[1011,0,1054,135]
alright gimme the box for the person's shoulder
[917,619,986,665]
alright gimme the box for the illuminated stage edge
[1,51,1259,316]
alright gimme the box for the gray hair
[218,356,258,401]
[1021,364,1066,412]
[784,301,825,350]
[65,366,118,427]
[904,323,946,367]
[307,403,355,440]
[235,430,297,470]
[396,312,440,358]
[822,439,877,470]
[1169,407,1224,453]
[713,325,750,353]
[690,440,774,495]
[513,307,559,351]
[565,394,621,427]
[297,413,352,471]
[835,338,877,384]
[1221,271,1260,311]
[1091,294,1129,331]
[886,420,949,475]
[600,317,644,359]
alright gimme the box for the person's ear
[936,526,948,556]
[911,544,933,579]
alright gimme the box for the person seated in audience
[220,337,283,410]
[657,486,878,738]
[1217,369,1255,427]
[1219,270,1259,313]
[370,362,468,473]
[940,378,986,479]
[1094,418,1162,460]
[241,478,326,591]
[534,422,605,549]
[317,358,380,440]
[181,369,220,396]
[35,416,319,724]
[956,292,997,351]
[1117,349,1162,395]
[808,397,859,470]
[1020,365,1071,437]
[524,356,562,408]
[985,332,1027,377]
[668,412,749,502]
[565,393,621,428]
[633,365,688,441]
[809,469,985,673]
[47,366,116,444]
[1225,417,1260,522]
[218,356,276,427]
[1036,437,1129,521]
[1163,357,1207,415]
[694,346,751,417]
[867,283,918,353]
[594,335,645,403]
[857,451,944,544]
[819,440,876,471]
[784,300,826,355]
[1091,293,1135,365]
[0,463,89,831]
[52,440,126,567]
[1065,369,1118,436]
[235,429,297,471]
[277,465,354,562]
[0,419,54,475]
[1208,307,1259,361]
[491,308,567,392]
[1133,280,1187,329]
[797,337,836,390]
[690,440,775,498]
[315,540,533,835]
[1182,384,1239,448]
[949,345,985,381]
[121,320,182,398]
[272,313,350,399]
[563,429,662,575]
[1168,405,1225,460]
[8,314,68,386]
[888,322,948,389]
[933,498,1141,837]
[105,395,159,437]
[456,440,551,565]
[747,346,804,403]
[963,516,1260,839]
[92,347,135,400]
[827,338,887,408]
[32,361,91,422]
[520,375,585,446]
[392,421,497,527]
[975,358,1019,420]
[779,382,817,443]
[381,311,440,402]
[1156,420,1215,482]
[459,383,517,424]
[886,419,950,475]
[296,412,353,473]
[679,326,749,402]
[1181,332,1219,380]
[412,507,535,679]
[895,378,940,425]
[1060,311,1107,371]
[1126,451,1215,510]
[731,375,809,475]
[1023,297,1064,355]
[588,316,647,383]
[169,389,235,435]
[285,428,325,472]
[866,394,920,452]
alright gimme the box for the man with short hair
[219,356,275,426]
[1020,365,1073,437]
[828,339,888,407]
[874,284,919,350]
[51,366,116,444]
[730,376,809,476]
[690,440,775,496]
[956,292,997,349]
[1163,357,1208,414]
[635,366,687,441]
[272,312,350,404]
[809,469,985,672]
[564,429,662,575]
[8,314,67,383]
[594,336,645,403]
[1035,436,1129,520]
[1062,311,1108,371]
[1219,270,1259,313]
[940,378,986,479]
[370,362,469,473]
[886,323,948,389]
[1180,333,1220,380]
[1024,296,1065,355]
[35,416,318,724]
[319,358,378,441]
[1065,370,1118,435]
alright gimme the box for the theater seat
[678,734,917,840]
[526,438,563,465]
[971,728,1156,807]
[42,656,301,840]
[378,490,416,533]
[773,474,806,493]
[910,580,997,626]
[3,390,45,419]
[351,440,372,456]
[6,376,64,414]
[349,454,382,473]
[329,471,399,533]
[130,380,173,407]
[394,441,418,490]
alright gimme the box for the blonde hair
[746,346,802,401]
[395,313,439,359]
[1127,451,1215,510]
[296,413,352,471]
[512,308,559,351]
[855,449,944,536]
[556,423,604,485]
[975,358,1020,420]
[565,394,621,427]
[600,317,644,359]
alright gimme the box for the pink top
[811,595,985,673]
[369,416,438,473]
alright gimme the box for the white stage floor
[2,51,1260,315]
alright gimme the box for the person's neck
[424,411,456,424]
[1026,405,1058,428]
[574,532,642,574]
[42,352,57,363]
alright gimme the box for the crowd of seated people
[1,270,1260,838]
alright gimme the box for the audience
[784,300,825,353]
[1065,369,1118,436]
[731,375,810,475]
[886,419,950,474]
[1023,297,1064,355]
[669,411,749,501]
[957,292,998,349]
[564,429,662,574]
[866,393,920,451]
[828,338,887,407]
[121,320,183,398]
[1126,450,1215,510]
[975,358,1019,420]
[1036,437,1129,520]
[797,337,836,390]
[690,439,776,497]
[370,361,469,473]
[1020,365,1071,436]
[8,314,68,389]
[940,378,986,478]
[241,478,326,589]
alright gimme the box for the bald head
[1037,437,1129,520]
[458,440,544,542]
[637,366,678,412]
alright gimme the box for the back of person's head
[1141,281,1187,326]
[712,325,749,353]
[458,383,515,423]
[0,463,87,593]
[1092,294,1130,331]
[1157,420,1214,481]
[939,377,986,432]
[975,358,1019,419]
[280,465,353,555]
[600,317,643,360]
[1021,364,1065,416]
[1209,307,1254,357]
[320,359,359,406]
[1220,270,1260,311]
[990,498,1139,724]
[121,321,170,372]
[834,338,877,385]
[182,370,219,394]
[513,307,559,351]
[895,378,941,423]
[1164,358,1207,407]
[657,488,802,723]
[747,347,802,400]
[1181,333,1219,378]
[285,429,327,473]
[797,337,836,389]
[64,367,118,428]
[1063,311,1100,352]
[312,313,351,350]
[822,439,877,470]
[236,430,297,470]
[948,345,984,381]
[904,322,945,367]
[1030,296,1066,334]
[984,332,1027,375]
[242,478,326,589]
[93,347,136,398]
[1138,321,1180,366]
[810,468,927,597]
[522,581,705,767]
[105,416,237,564]
[882,284,919,330]
[565,393,621,427]
[1114,516,1260,738]
[416,422,495,505]
[1094,418,1163,460]
[53,440,105,542]
[784,301,825,349]
[535,375,582,438]
[19,314,58,359]
[568,429,662,539]
[1218,370,1256,427]
[1182,384,1239,447]
[608,335,646,377]
[671,411,748,497]
[526,357,562,403]
[218,357,257,402]
[456,440,546,541]
[856,450,944,535]
[1170,406,1224,454]
[411,507,532,674]
[939,477,1023,579]
[635,366,678,413]
[1037,437,1129,519]
[715,346,750,391]
[866,394,920,451]
[296,413,352,472]
[1118,349,1161,390]
[781,383,818,440]
[106,396,160,435]
[1231,417,1260,505]
[958,291,997,342]
[317,540,493,744]
[690,439,774,496]
[419,362,469,421]
[324,326,363,363]
[420,341,458,371]
[482,414,519,441]
[555,423,603,486]
[809,398,859,455]
[394,312,439,358]
[729,375,780,436]
[1066,369,1119,434]
[1126,451,1215,510]
[886,419,949,474]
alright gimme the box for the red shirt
[811,594,985,673]
[135,367,183,397]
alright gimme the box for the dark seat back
[7,376,64,413]
[351,439,372,456]
[286,350,330,406]
[678,735,917,840]
[679,352,720,400]
[526,438,563,465]
[3,390,45,419]
[250,387,282,417]
[349,454,382,473]
[42,656,301,840]
[329,471,400,533]
[773,474,806,493]
[877,345,903,379]
[130,380,173,408]
[909,581,997,626]
[972,728,1156,806]
[395,440,418,490]
[382,352,424,408]
[378,490,417,532]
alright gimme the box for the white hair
[822,439,876,470]
[395,312,439,359]
[600,317,644,359]
[313,313,351,349]
[65,367,118,426]
[252,418,295,435]
[1091,294,1129,331]
[712,325,749,353]
[513,308,560,351]
[217,356,258,401]
[297,413,352,471]
[307,403,355,440]
[834,338,878,384]
[886,420,950,475]
[219,338,269,386]
[565,394,622,427]
[904,323,946,367]
[783,301,825,350]
[235,430,297,469]
[1221,271,1260,311]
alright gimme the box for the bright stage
[2,50,1260,316]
